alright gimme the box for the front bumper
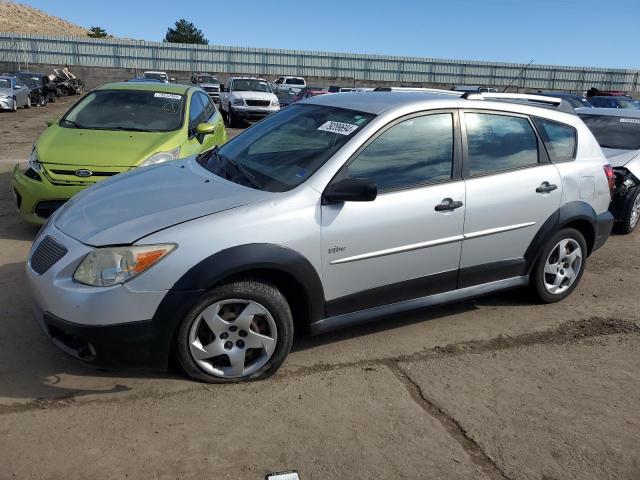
[0,97,14,110]
[26,224,188,369]
[230,105,280,121]
[12,164,84,225]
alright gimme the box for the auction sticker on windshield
[154,93,182,100]
[317,121,359,136]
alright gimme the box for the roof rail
[461,92,576,114]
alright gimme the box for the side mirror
[195,122,216,143]
[170,77,176,83]
[15,85,22,90]
[323,178,377,204]
[45,119,56,127]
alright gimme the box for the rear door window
[533,117,576,162]
[464,113,539,176]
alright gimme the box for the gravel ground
[0,99,639,479]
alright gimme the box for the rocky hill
[0,1,89,37]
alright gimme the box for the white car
[143,71,173,83]
[273,76,306,95]
[219,77,280,127]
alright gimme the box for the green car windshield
[199,104,375,192]
[60,89,185,132]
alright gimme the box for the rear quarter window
[533,117,577,162]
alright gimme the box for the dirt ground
[0,98,639,480]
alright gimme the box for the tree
[87,26,110,38]
[164,19,208,45]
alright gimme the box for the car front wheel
[175,279,294,383]
[531,228,587,303]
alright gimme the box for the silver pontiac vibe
[27,91,614,382]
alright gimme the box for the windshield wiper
[209,147,261,189]
[90,126,154,132]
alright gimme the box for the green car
[13,82,227,225]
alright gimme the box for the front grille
[245,100,270,107]
[30,236,67,275]
[203,86,219,92]
[49,169,119,177]
[34,200,66,219]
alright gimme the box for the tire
[530,228,587,303]
[227,107,238,128]
[175,279,294,383]
[614,187,640,235]
[25,95,31,109]
[11,97,17,112]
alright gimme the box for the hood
[601,148,640,168]
[231,91,276,101]
[37,125,178,167]
[54,158,270,246]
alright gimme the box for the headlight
[271,99,280,107]
[29,147,42,172]
[232,97,245,106]
[73,244,176,287]
[138,147,180,168]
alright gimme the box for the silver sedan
[0,75,31,111]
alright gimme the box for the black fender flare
[150,244,326,367]
[524,201,598,273]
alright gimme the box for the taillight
[604,164,615,198]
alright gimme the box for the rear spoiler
[461,92,576,114]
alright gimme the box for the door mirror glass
[323,178,377,204]
[45,119,56,127]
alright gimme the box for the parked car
[127,78,163,83]
[576,107,640,233]
[0,75,31,111]
[143,71,172,83]
[4,71,48,106]
[191,73,221,101]
[530,91,593,109]
[291,86,328,103]
[327,86,357,93]
[51,67,84,95]
[219,77,280,127]
[26,91,614,382]
[12,82,227,224]
[588,96,640,110]
[273,76,306,95]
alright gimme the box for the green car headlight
[74,244,176,287]
[28,147,42,172]
[138,147,180,168]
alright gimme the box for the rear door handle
[435,199,464,212]
[536,182,558,194]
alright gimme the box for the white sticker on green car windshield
[154,93,182,100]
[620,118,640,124]
[317,121,359,135]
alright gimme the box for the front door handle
[536,182,558,194]
[435,199,464,212]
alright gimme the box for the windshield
[579,114,640,150]
[233,79,272,92]
[144,72,168,82]
[16,74,36,88]
[199,104,375,191]
[0,79,11,89]
[591,97,640,110]
[285,78,305,85]
[197,75,218,84]
[60,89,185,132]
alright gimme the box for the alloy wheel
[188,299,278,379]
[629,193,640,230]
[543,238,583,295]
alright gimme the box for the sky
[25,0,640,69]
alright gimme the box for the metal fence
[1,32,639,91]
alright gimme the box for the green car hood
[37,125,180,167]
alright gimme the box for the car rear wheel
[531,228,587,303]
[614,187,640,235]
[25,95,31,109]
[227,107,239,128]
[175,279,294,383]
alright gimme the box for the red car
[291,87,328,103]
